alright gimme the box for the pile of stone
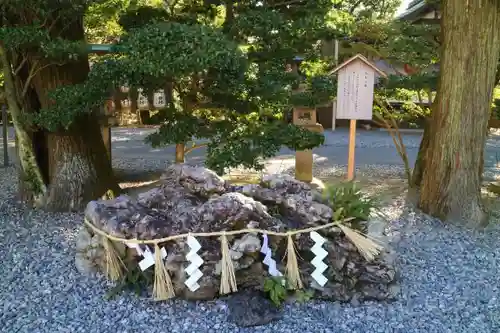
[76,164,398,302]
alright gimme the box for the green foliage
[290,75,336,108]
[117,22,245,78]
[106,262,153,300]
[0,25,48,50]
[340,17,391,59]
[204,119,324,174]
[492,98,500,120]
[336,0,402,20]
[294,288,315,303]
[85,0,130,43]
[384,72,438,93]
[0,25,90,62]
[3,0,337,172]
[380,22,439,94]
[33,1,333,171]
[0,70,4,98]
[263,276,315,307]
[384,22,440,70]
[323,183,378,221]
[263,276,288,307]
[373,91,430,129]
[118,6,169,31]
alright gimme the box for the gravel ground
[2,161,500,333]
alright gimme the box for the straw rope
[86,215,385,300]
[83,217,357,244]
[152,244,175,301]
[219,233,238,295]
[284,234,303,290]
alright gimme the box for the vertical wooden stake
[347,119,356,181]
[331,99,337,131]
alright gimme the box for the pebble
[2,129,500,333]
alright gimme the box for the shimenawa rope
[84,216,384,301]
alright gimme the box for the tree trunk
[175,143,185,163]
[411,91,437,189]
[164,81,174,108]
[147,90,155,111]
[418,0,500,226]
[222,1,235,35]
[45,115,119,211]
[28,15,120,211]
[113,92,122,114]
[129,87,140,124]
[0,45,47,205]
[411,119,430,188]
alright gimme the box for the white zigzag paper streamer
[260,234,283,277]
[126,243,167,271]
[184,236,204,292]
[310,231,328,287]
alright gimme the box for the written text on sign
[336,61,375,120]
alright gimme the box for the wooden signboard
[330,54,387,180]
[336,61,376,120]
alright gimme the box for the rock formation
[76,164,398,302]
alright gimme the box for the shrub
[323,182,378,221]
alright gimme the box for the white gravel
[2,158,500,333]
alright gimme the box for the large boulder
[77,164,398,302]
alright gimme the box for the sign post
[348,119,356,180]
[330,54,387,181]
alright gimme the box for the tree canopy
[0,0,345,175]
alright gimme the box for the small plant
[263,276,288,307]
[492,98,500,120]
[323,182,378,221]
[294,289,315,303]
[105,264,153,300]
[263,276,316,307]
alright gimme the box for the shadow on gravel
[115,168,164,183]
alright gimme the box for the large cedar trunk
[411,119,430,188]
[28,14,120,211]
[411,96,436,189]
[45,115,119,211]
[418,0,500,226]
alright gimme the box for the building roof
[408,0,424,9]
[372,59,405,76]
[330,54,388,77]
[396,0,429,20]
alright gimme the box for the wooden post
[329,54,387,181]
[331,99,337,131]
[292,107,323,182]
[2,104,9,167]
[295,150,314,182]
[331,40,339,131]
[347,119,356,180]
